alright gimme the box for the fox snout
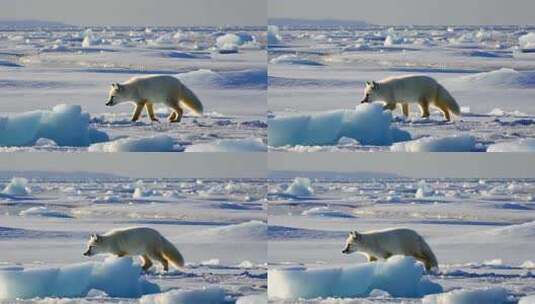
[360,96,369,104]
[342,248,349,254]
[83,248,92,256]
[106,96,116,106]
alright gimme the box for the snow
[268,256,442,300]
[185,138,266,152]
[236,294,267,304]
[139,287,226,304]
[0,104,108,147]
[447,68,535,88]
[422,287,510,304]
[193,220,267,241]
[0,257,159,300]
[215,33,256,51]
[487,139,535,152]
[520,295,535,304]
[270,54,324,66]
[2,177,30,196]
[390,135,477,152]
[268,104,411,147]
[301,207,355,218]
[285,177,314,197]
[88,135,180,152]
[19,207,72,219]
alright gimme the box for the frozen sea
[268,25,535,152]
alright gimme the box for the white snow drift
[88,135,179,152]
[391,135,476,152]
[422,287,510,304]
[140,287,226,304]
[268,256,442,300]
[268,104,411,147]
[185,138,266,152]
[0,104,108,147]
[487,139,535,152]
[0,257,159,300]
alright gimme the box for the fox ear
[365,81,371,86]
[90,233,97,240]
[351,231,360,239]
[371,81,377,88]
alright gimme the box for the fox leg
[413,253,433,271]
[402,103,409,117]
[145,102,159,122]
[419,99,430,118]
[169,105,183,123]
[141,255,153,271]
[131,101,145,122]
[368,256,378,262]
[435,103,451,121]
[153,252,169,271]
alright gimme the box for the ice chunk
[391,135,476,152]
[0,257,159,300]
[415,180,434,198]
[487,139,535,152]
[285,177,314,197]
[519,33,535,50]
[140,287,226,304]
[422,287,509,304]
[215,33,255,51]
[88,135,179,152]
[268,104,411,147]
[268,256,442,300]
[19,207,72,218]
[2,177,30,196]
[268,25,282,46]
[270,54,324,66]
[301,207,354,218]
[185,138,266,152]
[0,104,108,147]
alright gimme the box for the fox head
[83,233,108,256]
[106,83,129,106]
[341,231,361,254]
[360,81,381,104]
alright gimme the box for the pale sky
[269,0,535,25]
[1,0,265,26]
[0,154,266,178]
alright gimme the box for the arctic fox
[342,228,438,271]
[360,75,460,121]
[83,227,184,272]
[106,75,203,123]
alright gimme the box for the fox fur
[342,228,438,271]
[83,227,184,272]
[106,75,203,123]
[360,75,460,121]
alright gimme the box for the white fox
[83,227,184,272]
[360,75,460,121]
[342,228,438,271]
[106,75,203,123]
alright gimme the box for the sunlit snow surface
[268,175,535,303]
[0,174,266,302]
[0,26,266,152]
[269,25,535,151]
